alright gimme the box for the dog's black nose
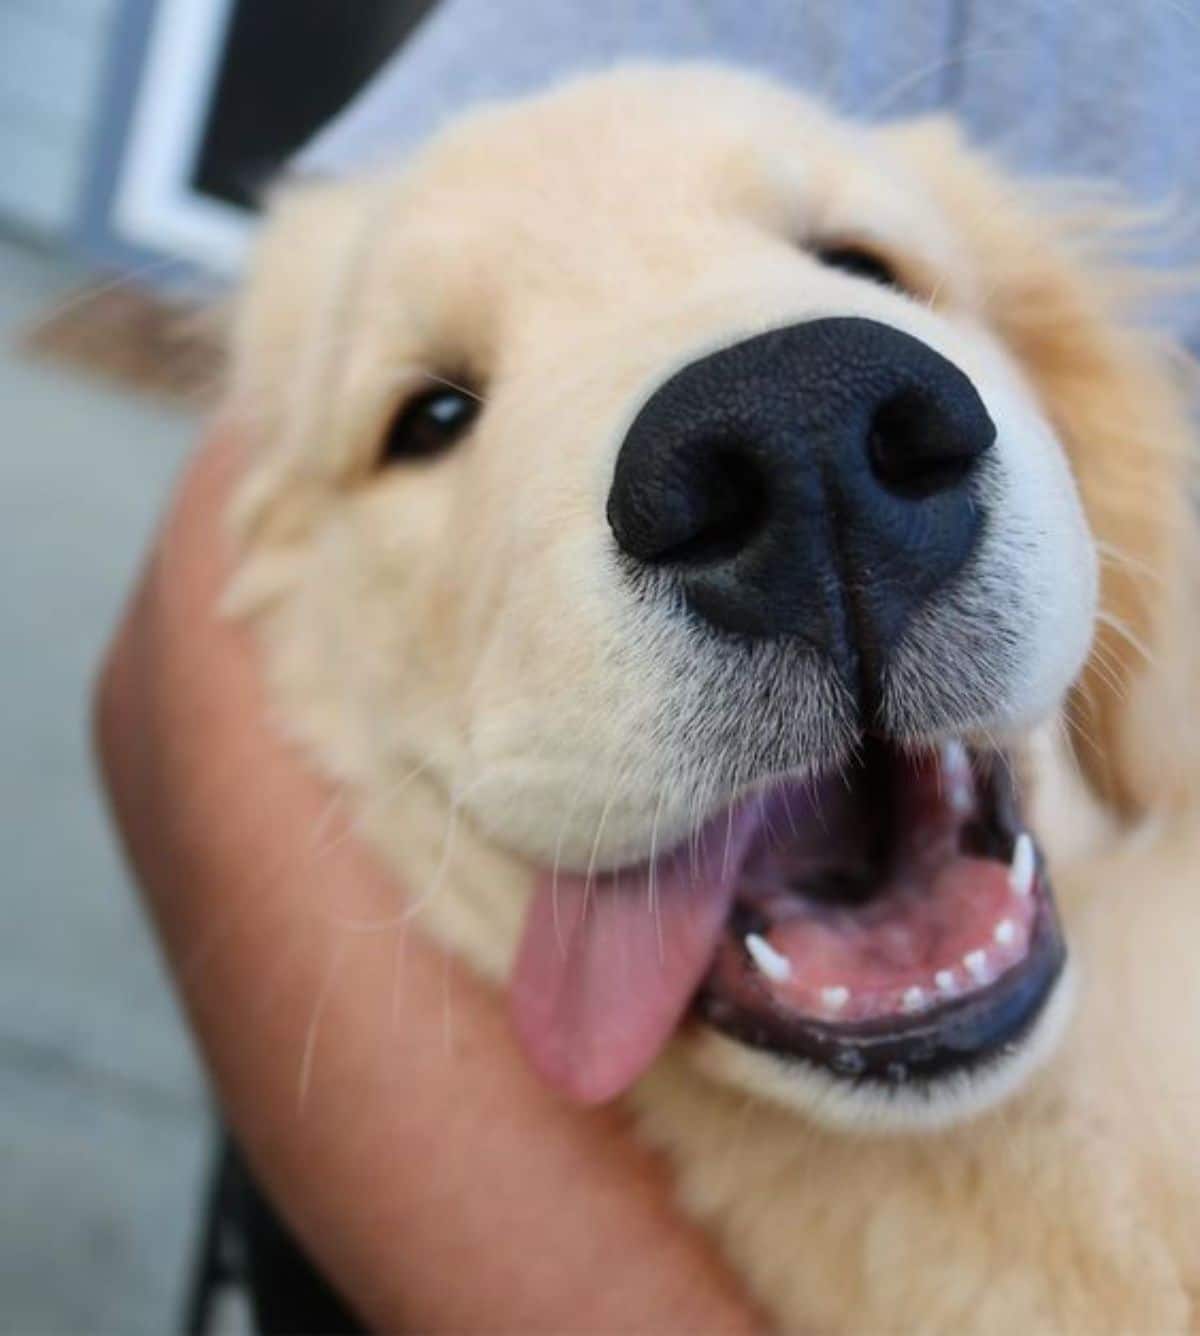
[606,318,995,700]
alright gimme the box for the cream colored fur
[225,67,1200,1332]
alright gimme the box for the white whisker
[297,934,348,1115]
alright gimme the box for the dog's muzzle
[512,321,1069,1109]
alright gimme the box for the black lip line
[696,867,1067,1086]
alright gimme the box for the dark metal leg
[181,1134,243,1335]
[180,1129,367,1334]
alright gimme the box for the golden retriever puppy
[225,66,1200,1332]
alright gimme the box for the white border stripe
[111,0,252,275]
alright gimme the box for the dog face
[230,67,1197,1130]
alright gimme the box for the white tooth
[820,985,850,1014]
[1009,832,1035,898]
[902,986,926,1013]
[942,740,974,812]
[935,969,958,996]
[964,949,991,984]
[942,738,970,777]
[745,933,792,983]
[994,918,1017,947]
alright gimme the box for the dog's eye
[381,385,480,464]
[814,245,899,289]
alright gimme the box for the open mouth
[510,738,1065,1107]
[696,739,1064,1085]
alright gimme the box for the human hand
[93,425,758,1333]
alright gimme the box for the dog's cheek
[245,484,462,790]
[352,473,471,672]
[918,324,1101,737]
[984,422,1099,733]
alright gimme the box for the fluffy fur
[225,67,1200,1331]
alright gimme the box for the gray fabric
[298,0,1199,341]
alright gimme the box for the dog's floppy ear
[225,176,385,549]
[886,119,1200,815]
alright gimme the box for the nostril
[654,442,771,566]
[867,389,990,500]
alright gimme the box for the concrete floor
[0,236,214,1333]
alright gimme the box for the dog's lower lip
[697,882,1065,1084]
[691,742,1068,1085]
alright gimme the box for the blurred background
[1,2,436,1330]
[1,0,1196,1331]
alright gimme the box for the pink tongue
[511,815,757,1103]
